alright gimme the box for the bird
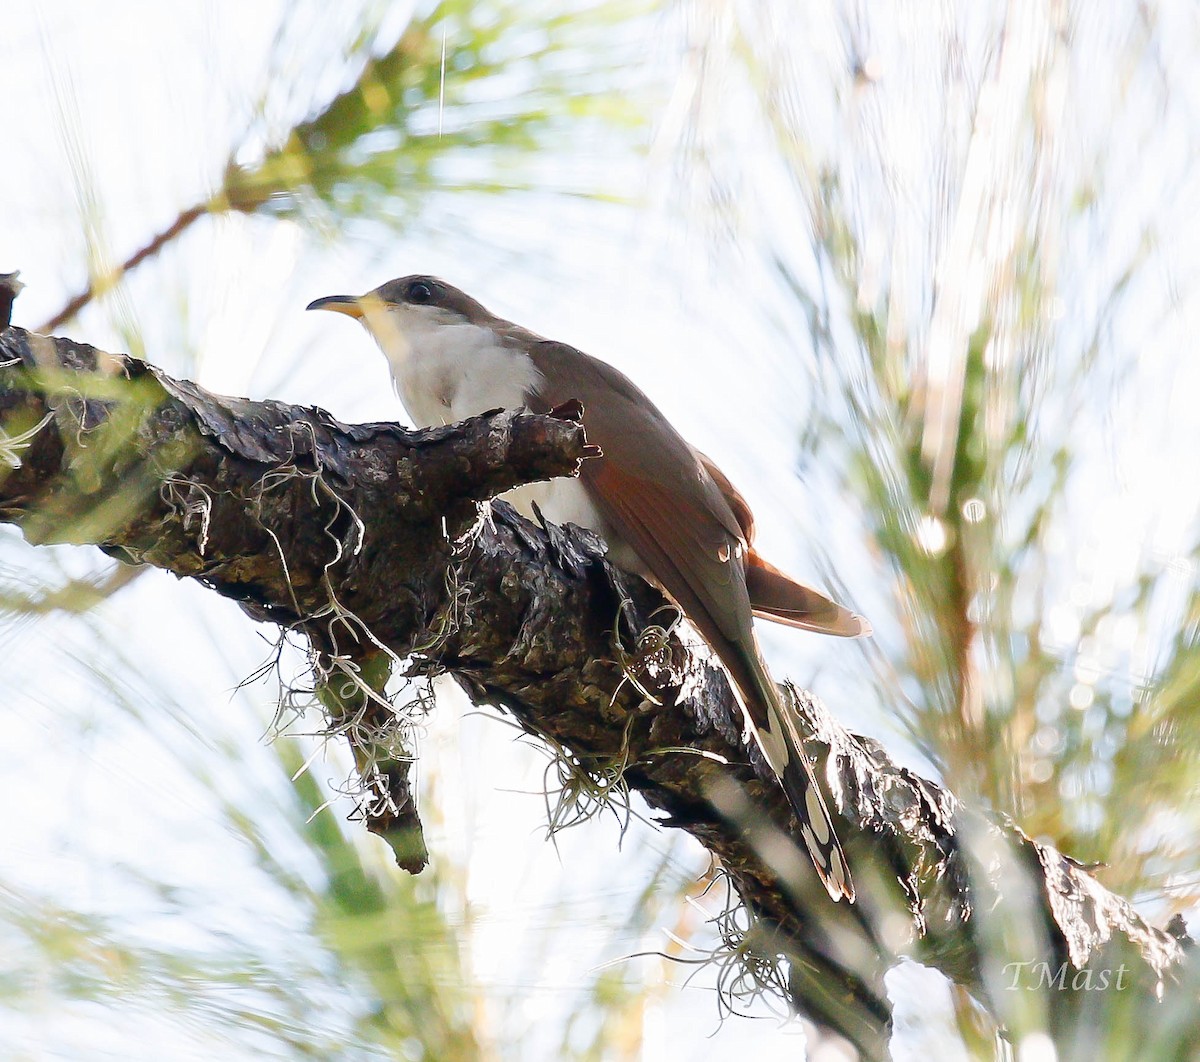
[308,275,870,901]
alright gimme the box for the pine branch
[0,320,1193,1059]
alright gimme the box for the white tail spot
[756,716,789,778]
[829,846,848,894]
[805,786,831,845]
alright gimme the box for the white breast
[362,305,542,428]
[501,476,643,574]
[358,303,640,569]
[502,475,601,530]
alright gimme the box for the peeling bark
[0,322,1194,1059]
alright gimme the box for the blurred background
[3,0,1199,1058]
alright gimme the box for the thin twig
[38,201,211,333]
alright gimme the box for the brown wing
[584,457,758,672]
[526,340,855,901]
[745,552,870,636]
[526,341,755,651]
[695,450,756,544]
[695,452,869,637]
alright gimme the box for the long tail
[735,643,855,903]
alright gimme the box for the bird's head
[307,275,495,363]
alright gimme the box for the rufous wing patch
[745,550,871,638]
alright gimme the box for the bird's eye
[407,281,434,304]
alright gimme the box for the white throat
[360,304,542,428]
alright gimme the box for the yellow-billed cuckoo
[308,275,869,901]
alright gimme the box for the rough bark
[0,319,1194,1059]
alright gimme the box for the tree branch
[35,203,210,334]
[0,321,1193,1058]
